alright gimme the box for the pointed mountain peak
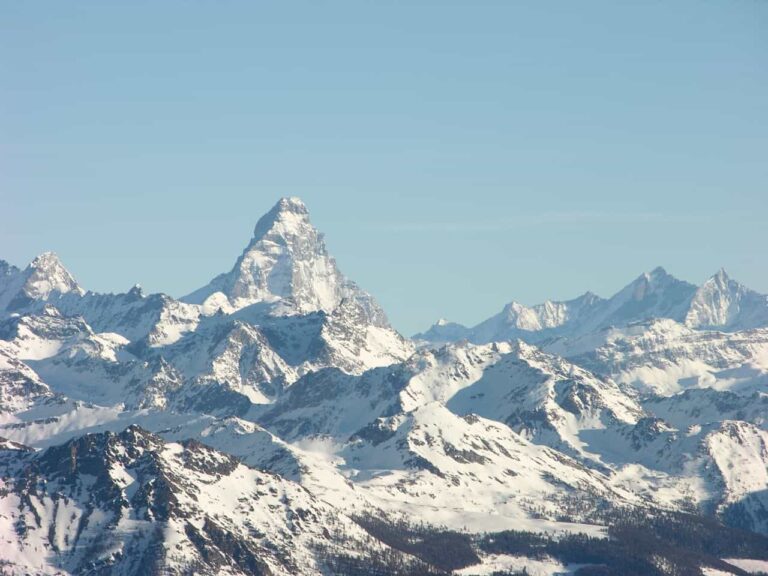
[29,251,64,269]
[22,252,82,300]
[697,268,744,294]
[627,266,688,295]
[0,252,83,312]
[501,300,525,313]
[710,267,731,285]
[686,268,768,330]
[253,196,311,240]
[275,196,308,214]
[577,290,602,303]
[584,266,698,329]
[636,266,673,285]
[183,198,388,322]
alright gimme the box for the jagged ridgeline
[2,197,768,575]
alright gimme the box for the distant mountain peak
[183,198,389,324]
[632,266,678,292]
[30,251,63,268]
[276,195,307,212]
[23,251,83,300]
[579,290,600,300]
[685,268,768,330]
[277,196,308,213]
[0,251,83,313]
[714,267,729,280]
[252,196,311,240]
[708,267,732,288]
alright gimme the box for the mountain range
[415,267,768,345]
[2,197,768,576]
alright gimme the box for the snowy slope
[0,341,55,414]
[257,341,513,442]
[470,292,604,344]
[702,421,768,533]
[0,305,93,360]
[0,256,200,347]
[546,319,768,396]
[0,253,83,314]
[182,197,388,323]
[413,318,473,345]
[342,402,635,530]
[0,426,431,575]
[686,269,768,332]
[417,267,768,345]
[644,388,768,430]
[581,267,697,333]
[447,341,644,461]
[53,286,202,346]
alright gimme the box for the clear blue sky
[2,1,767,334]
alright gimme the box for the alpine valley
[2,197,768,576]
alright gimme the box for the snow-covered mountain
[446,340,645,462]
[182,197,386,323]
[56,286,203,346]
[3,196,768,575]
[0,252,83,313]
[416,267,768,345]
[470,291,605,344]
[686,268,768,331]
[0,426,436,575]
[545,318,768,397]
[342,402,639,530]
